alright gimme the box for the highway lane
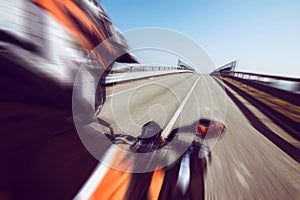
[94,73,300,199]
[81,72,206,199]
[98,73,199,137]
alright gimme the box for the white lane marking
[75,74,197,198]
[74,146,119,200]
[234,168,249,189]
[161,76,200,138]
[240,163,252,179]
[204,106,210,111]
[177,153,190,195]
[106,74,192,97]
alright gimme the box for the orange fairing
[88,149,165,200]
[89,167,131,200]
[89,150,132,200]
[148,168,165,200]
[34,0,112,67]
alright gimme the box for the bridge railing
[224,71,300,82]
[219,71,300,93]
[102,69,194,85]
[214,71,300,140]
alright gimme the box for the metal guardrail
[103,70,194,84]
[220,77,300,140]
[219,71,300,93]
[224,71,300,82]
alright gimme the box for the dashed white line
[161,76,200,138]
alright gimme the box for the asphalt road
[203,77,300,200]
[95,73,300,199]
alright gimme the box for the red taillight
[196,125,208,135]
[195,121,225,136]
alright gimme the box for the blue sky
[101,0,300,77]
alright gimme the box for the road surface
[91,73,300,199]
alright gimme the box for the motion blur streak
[2,0,299,199]
[177,153,190,195]
[148,169,165,200]
[89,150,131,200]
[33,0,136,67]
[0,0,135,199]
[33,0,108,66]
